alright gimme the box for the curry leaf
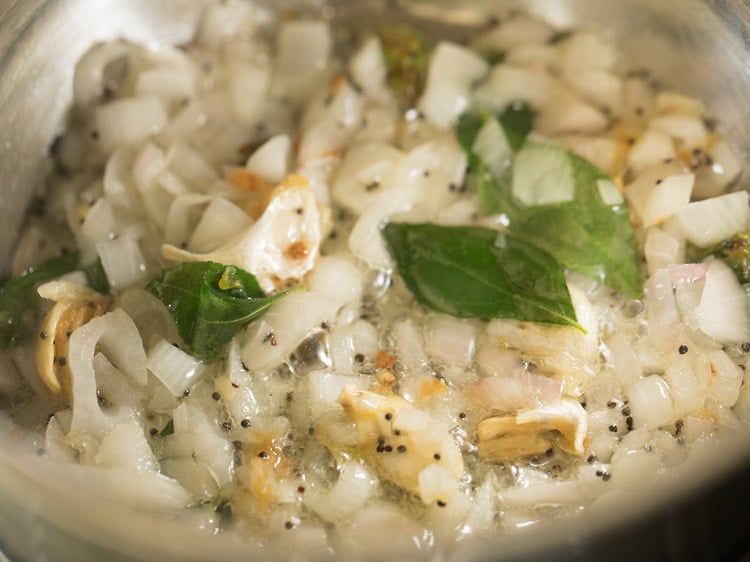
[0,253,107,348]
[458,106,642,298]
[695,232,750,283]
[146,261,285,362]
[382,222,580,328]
[378,25,431,107]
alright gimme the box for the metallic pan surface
[0,1,749,561]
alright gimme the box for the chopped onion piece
[472,118,511,178]
[95,421,159,472]
[305,462,376,521]
[246,134,292,184]
[627,375,674,430]
[512,143,575,205]
[418,42,489,128]
[188,197,253,253]
[148,339,207,397]
[97,235,148,290]
[95,96,168,153]
[675,190,750,248]
[695,259,750,343]
[272,20,332,105]
[596,178,623,206]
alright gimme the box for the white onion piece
[44,414,77,463]
[505,43,558,67]
[228,59,271,128]
[116,287,181,351]
[54,465,193,512]
[644,268,681,341]
[168,404,234,486]
[166,142,218,192]
[565,70,623,115]
[418,464,458,505]
[331,142,404,214]
[67,309,147,445]
[163,176,321,293]
[73,41,132,109]
[695,258,750,343]
[103,147,138,210]
[95,420,159,472]
[95,96,168,153]
[163,193,212,247]
[135,67,196,100]
[627,173,693,228]
[675,190,750,248]
[622,76,656,124]
[343,507,428,558]
[656,91,705,117]
[553,135,627,178]
[424,315,476,366]
[557,31,618,74]
[699,350,744,409]
[80,198,116,257]
[93,353,144,411]
[644,227,684,275]
[474,65,556,111]
[241,255,364,370]
[147,339,207,397]
[472,117,511,178]
[159,457,218,500]
[272,20,332,105]
[418,42,489,128]
[534,90,608,135]
[473,15,554,52]
[308,372,368,419]
[627,375,674,430]
[348,36,389,101]
[596,178,623,206]
[664,356,702,418]
[299,84,364,165]
[512,143,575,205]
[626,129,675,175]
[650,115,707,149]
[188,197,253,253]
[305,462,376,522]
[348,184,420,269]
[469,372,562,412]
[246,134,292,184]
[97,235,148,291]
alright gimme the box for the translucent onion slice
[695,258,750,343]
[675,190,750,248]
[147,339,207,397]
[305,462,377,522]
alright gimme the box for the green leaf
[82,258,110,294]
[457,103,533,215]
[146,261,286,362]
[497,101,533,152]
[378,25,430,107]
[0,252,102,348]
[382,222,580,328]
[159,419,175,438]
[460,127,643,297]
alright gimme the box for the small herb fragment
[382,222,580,328]
[378,25,430,107]
[146,261,286,362]
[0,253,108,348]
[159,419,175,438]
[697,232,750,283]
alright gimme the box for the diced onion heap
[2,2,749,557]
